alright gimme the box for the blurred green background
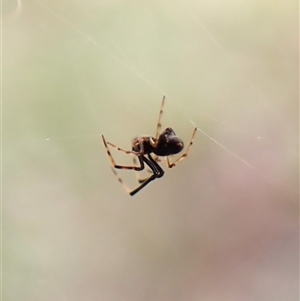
[3,0,298,300]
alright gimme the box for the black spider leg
[130,154,164,196]
[133,155,162,183]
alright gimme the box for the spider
[102,96,197,196]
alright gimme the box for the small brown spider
[102,96,197,196]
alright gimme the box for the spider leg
[105,140,142,156]
[110,166,132,194]
[152,155,162,163]
[130,174,157,195]
[108,154,145,194]
[129,154,164,196]
[102,135,164,195]
[155,95,166,140]
[109,154,164,196]
[102,135,144,170]
[133,155,162,183]
[166,127,197,168]
[133,156,149,183]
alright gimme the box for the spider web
[4,0,298,205]
[3,1,299,301]
[25,0,297,198]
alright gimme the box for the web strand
[189,121,256,171]
[36,0,166,96]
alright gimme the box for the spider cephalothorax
[102,96,197,196]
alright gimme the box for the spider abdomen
[153,127,184,156]
[154,138,184,156]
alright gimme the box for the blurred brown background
[3,0,298,300]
